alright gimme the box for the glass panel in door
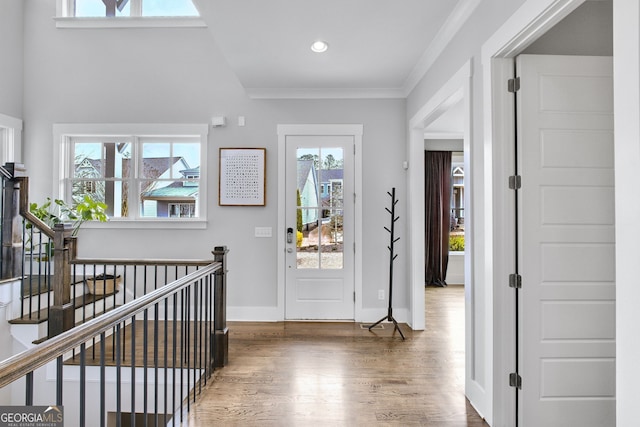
[296,147,344,270]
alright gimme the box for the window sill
[81,219,207,230]
[54,16,207,29]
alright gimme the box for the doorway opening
[481,1,613,424]
[424,144,466,288]
[408,59,481,412]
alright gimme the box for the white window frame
[55,0,206,29]
[53,123,209,229]
[0,113,23,165]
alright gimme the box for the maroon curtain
[425,151,452,287]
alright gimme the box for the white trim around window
[53,123,209,230]
[54,16,206,29]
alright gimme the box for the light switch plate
[255,227,272,238]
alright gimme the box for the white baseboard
[228,306,412,327]
[358,307,410,325]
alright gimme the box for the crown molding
[246,87,405,100]
[402,0,482,97]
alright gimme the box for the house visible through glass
[71,137,200,219]
[296,147,344,270]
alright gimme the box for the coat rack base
[368,310,405,340]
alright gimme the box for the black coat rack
[369,187,405,340]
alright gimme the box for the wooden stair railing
[2,163,229,350]
[0,251,228,426]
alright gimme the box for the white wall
[19,1,408,319]
[0,0,23,118]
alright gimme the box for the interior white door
[517,54,615,426]
[285,135,354,319]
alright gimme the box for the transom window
[54,124,208,227]
[56,0,204,28]
[72,0,199,17]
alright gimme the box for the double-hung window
[54,124,208,228]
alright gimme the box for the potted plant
[29,195,108,236]
[29,195,114,293]
[26,195,108,261]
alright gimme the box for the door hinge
[353,242,356,253]
[354,193,356,203]
[509,273,522,289]
[354,144,356,155]
[509,372,522,389]
[354,291,356,302]
[509,175,521,190]
[508,77,521,93]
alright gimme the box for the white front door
[517,54,615,426]
[284,135,355,320]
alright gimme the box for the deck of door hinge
[509,175,521,190]
[508,77,521,93]
[509,273,522,289]
[509,372,522,389]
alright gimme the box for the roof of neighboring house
[76,157,189,181]
[142,181,199,200]
[127,157,189,180]
[180,166,200,176]
[320,169,343,182]
[297,160,317,191]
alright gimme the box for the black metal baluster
[25,372,33,405]
[100,332,106,427]
[116,323,122,427]
[154,303,159,427]
[56,355,63,406]
[143,310,148,425]
[131,315,136,427]
[80,343,86,426]
[172,293,177,427]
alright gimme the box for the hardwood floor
[184,286,488,426]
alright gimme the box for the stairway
[8,274,122,345]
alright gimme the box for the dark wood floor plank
[184,285,489,426]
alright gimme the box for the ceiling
[193,0,480,99]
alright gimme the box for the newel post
[212,246,228,368]
[48,224,74,337]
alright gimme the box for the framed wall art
[218,148,266,206]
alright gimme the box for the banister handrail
[69,258,215,267]
[0,260,222,388]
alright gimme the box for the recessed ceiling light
[311,40,329,53]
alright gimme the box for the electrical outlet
[378,290,385,300]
